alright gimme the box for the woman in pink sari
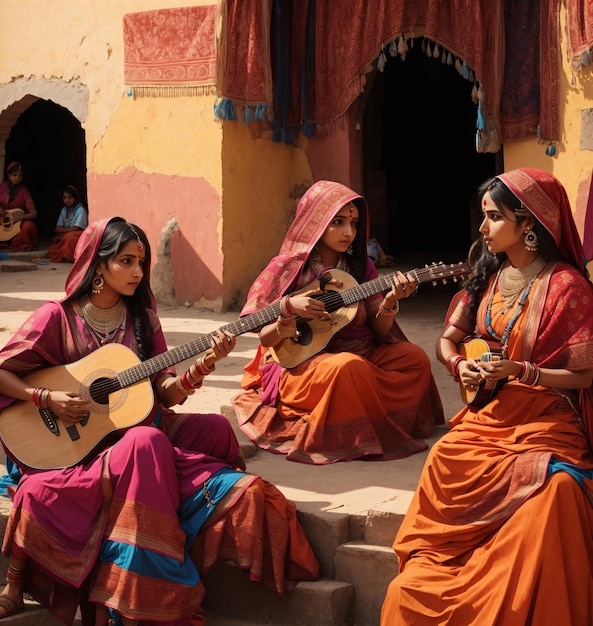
[381,168,593,625]
[232,180,443,464]
[0,162,38,251]
[0,217,318,625]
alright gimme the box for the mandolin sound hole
[89,377,119,405]
[295,323,313,346]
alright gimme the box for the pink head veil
[241,180,368,315]
[496,168,586,271]
[64,217,155,305]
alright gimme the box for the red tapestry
[123,5,217,96]
[567,0,593,67]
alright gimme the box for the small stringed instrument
[0,208,24,241]
[457,337,506,406]
[270,262,471,368]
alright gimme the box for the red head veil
[241,180,368,316]
[496,168,586,272]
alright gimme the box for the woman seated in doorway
[381,168,593,624]
[0,217,319,625]
[232,180,444,465]
[0,161,37,251]
[48,185,88,262]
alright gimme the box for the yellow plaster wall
[220,122,313,309]
[503,2,593,233]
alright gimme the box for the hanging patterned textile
[123,6,217,98]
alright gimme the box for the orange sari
[381,263,593,625]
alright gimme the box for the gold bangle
[378,300,399,316]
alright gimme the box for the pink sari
[0,218,318,625]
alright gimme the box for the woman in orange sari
[232,180,443,464]
[381,168,593,625]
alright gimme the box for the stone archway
[0,77,89,239]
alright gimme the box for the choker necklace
[498,256,546,307]
[80,296,126,335]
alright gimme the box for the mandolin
[457,337,506,406]
[0,208,24,241]
[270,262,470,368]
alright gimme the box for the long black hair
[68,218,154,360]
[464,177,562,320]
[347,197,368,284]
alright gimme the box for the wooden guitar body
[270,271,360,369]
[457,337,505,406]
[0,344,153,470]
[270,262,471,369]
[0,208,24,241]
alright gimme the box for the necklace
[80,296,126,335]
[309,249,348,276]
[485,262,544,358]
[498,256,546,307]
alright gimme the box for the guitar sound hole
[296,323,313,346]
[89,377,118,405]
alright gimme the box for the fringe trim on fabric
[213,98,270,123]
[129,85,217,99]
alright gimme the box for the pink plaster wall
[87,168,223,303]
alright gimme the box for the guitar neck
[116,302,282,388]
[314,263,468,314]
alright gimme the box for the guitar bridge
[39,408,60,436]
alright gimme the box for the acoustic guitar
[457,337,506,406]
[270,262,471,368]
[0,208,24,241]
[0,296,304,470]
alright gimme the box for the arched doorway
[362,40,500,266]
[5,99,87,241]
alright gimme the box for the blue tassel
[213,98,238,121]
[255,104,269,121]
[243,106,254,124]
[460,62,470,80]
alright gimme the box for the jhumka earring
[524,230,538,252]
[92,274,105,294]
[347,244,353,255]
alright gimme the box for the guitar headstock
[420,261,471,286]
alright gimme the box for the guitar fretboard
[116,302,282,388]
[115,261,468,388]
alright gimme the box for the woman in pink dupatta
[0,162,38,251]
[0,217,318,625]
[232,180,443,464]
[381,168,593,625]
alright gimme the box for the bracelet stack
[377,300,399,318]
[32,387,52,408]
[518,361,541,386]
[446,354,465,382]
[277,296,298,337]
[176,356,216,396]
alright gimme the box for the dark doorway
[5,99,87,241]
[363,39,499,266]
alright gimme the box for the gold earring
[92,274,104,294]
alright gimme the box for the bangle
[194,355,215,377]
[279,295,294,319]
[518,361,541,386]
[377,300,399,317]
[176,375,196,395]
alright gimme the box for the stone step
[202,563,354,626]
[334,541,398,626]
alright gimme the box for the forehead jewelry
[128,225,144,251]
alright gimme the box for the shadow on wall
[152,218,222,309]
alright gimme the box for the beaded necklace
[485,263,541,359]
